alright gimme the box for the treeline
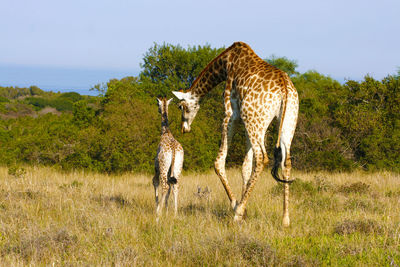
[0,86,97,118]
[0,43,399,173]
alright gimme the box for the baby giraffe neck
[161,112,170,134]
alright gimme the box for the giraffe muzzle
[181,121,191,133]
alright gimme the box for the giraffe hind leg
[279,94,298,227]
[280,140,294,227]
[235,141,266,221]
[282,153,291,227]
[235,129,268,221]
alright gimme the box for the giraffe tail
[168,145,178,185]
[271,73,295,184]
[168,177,178,184]
[271,145,294,184]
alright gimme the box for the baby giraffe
[153,97,184,221]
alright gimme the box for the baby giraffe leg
[153,175,159,208]
[156,174,169,221]
[172,183,179,216]
[164,185,172,214]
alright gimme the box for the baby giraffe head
[156,96,173,115]
[172,90,200,133]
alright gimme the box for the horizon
[1,52,397,96]
[0,64,138,96]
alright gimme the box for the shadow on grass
[93,194,132,208]
[181,203,206,215]
[92,194,154,215]
[181,202,231,220]
[211,204,231,220]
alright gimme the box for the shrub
[0,96,10,103]
[25,97,50,110]
[59,92,83,102]
[50,98,74,111]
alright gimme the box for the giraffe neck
[188,42,251,100]
[161,107,170,134]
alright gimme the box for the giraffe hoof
[282,216,290,227]
[234,213,244,222]
[233,204,245,222]
[231,199,237,210]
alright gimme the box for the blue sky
[1,0,399,94]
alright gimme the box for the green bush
[59,92,83,102]
[0,96,10,103]
[29,86,45,96]
[25,97,50,110]
[50,98,74,111]
[0,43,398,173]
[25,97,74,111]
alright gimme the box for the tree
[139,43,225,96]
[265,55,299,77]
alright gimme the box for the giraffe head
[156,96,173,115]
[172,90,200,133]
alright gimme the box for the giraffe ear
[172,91,188,100]
[156,97,162,106]
[167,98,173,105]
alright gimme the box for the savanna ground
[0,166,399,266]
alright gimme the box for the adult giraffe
[172,42,298,226]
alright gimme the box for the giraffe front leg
[214,115,237,209]
[242,136,253,199]
[214,85,239,209]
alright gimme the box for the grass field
[0,166,399,266]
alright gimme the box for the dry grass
[0,166,399,266]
